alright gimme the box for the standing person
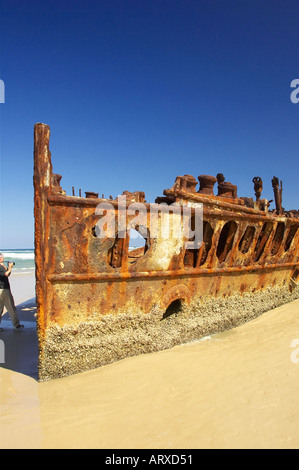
[0,253,24,331]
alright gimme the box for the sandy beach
[0,272,298,449]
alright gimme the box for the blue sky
[0,0,298,248]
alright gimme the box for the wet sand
[0,272,299,449]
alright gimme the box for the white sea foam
[1,250,35,272]
[1,251,34,260]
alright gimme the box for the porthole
[183,221,214,267]
[254,222,272,262]
[284,226,298,252]
[199,221,214,265]
[238,226,255,254]
[271,222,285,255]
[162,299,183,319]
[216,221,238,262]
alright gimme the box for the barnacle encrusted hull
[38,285,298,381]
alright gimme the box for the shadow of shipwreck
[0,298,38,380]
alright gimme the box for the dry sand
[0,272,298,449]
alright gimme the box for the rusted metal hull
[34,123,299,381]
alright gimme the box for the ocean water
[0,249,35,274]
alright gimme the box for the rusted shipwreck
[34,123,299,381]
